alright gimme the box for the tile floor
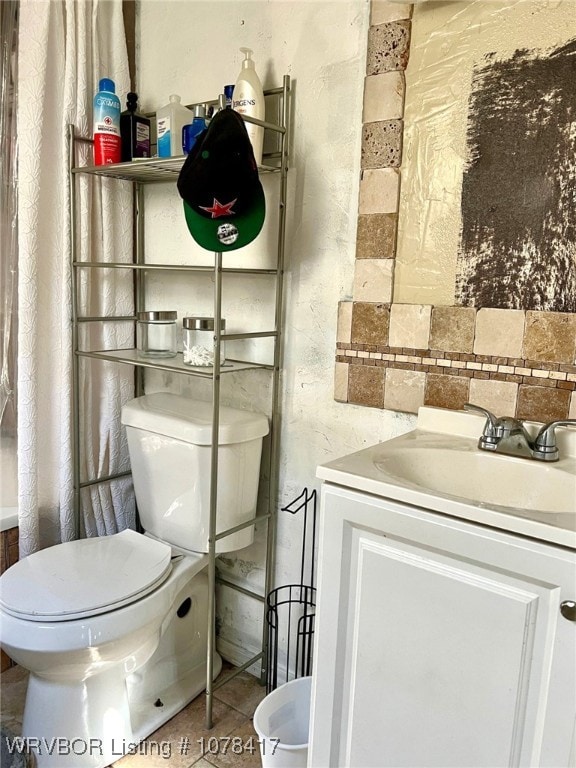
[0,661,266,768]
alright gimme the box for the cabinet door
[309,485,576,768]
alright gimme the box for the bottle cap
[99,78,115,93]
[194,104,206,119]
[169,94,181,103]
[240,47,255,69]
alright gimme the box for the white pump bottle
[232,48,265,165]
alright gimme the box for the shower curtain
[17,0,135,556]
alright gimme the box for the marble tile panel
[348,364,385,408]
[370,1,412,24]
[358,168,400,214]
[366,21,411,74]
[337,301,353,344]
[204,719,261,768]
[384,368,425,413]
[353,259,394,303]
[334,362,349,401]
[355,213,397,259]
[473,309,525,358]
[212,667,266,719]
[523,311,576,364]
[388,304,431,349]
[1,664,267,768]
[516,385,571,423]
[469,378,518,418]
[363,71,405,123]
[429,306,476,353]
[362,120,403,169]
[114,691,247,767]
[424,373,470,411]
[0,664,28,734]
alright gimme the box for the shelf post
[134,183,146,397]
[259,74,291,687]
[68,124,82,539]
[205,248,224,730]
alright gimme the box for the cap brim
[183,185,265,252]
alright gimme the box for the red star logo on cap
[199,198,237,218]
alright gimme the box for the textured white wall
[137,0,415,666]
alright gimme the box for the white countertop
[318,407,576,550]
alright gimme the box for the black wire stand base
[266,488,317,694]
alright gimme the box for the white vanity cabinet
[309,483,576,768]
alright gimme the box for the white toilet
[0,393,269,768]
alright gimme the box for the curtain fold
[17,0,135,556]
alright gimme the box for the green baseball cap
[177,109,265,252]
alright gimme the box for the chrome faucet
[463,403,576,462]
[532,420,576,462]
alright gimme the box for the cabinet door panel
[309,484,576,768]
[342,528,552,768]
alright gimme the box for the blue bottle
[182,105,207,155]
[93,78,121,165]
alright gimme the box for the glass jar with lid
[136,311,177,358]
[182,317,226,367]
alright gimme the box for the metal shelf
[76,349,274,376]
[72,261,279,275]
[68,75,291,732]
[71,155,281,183]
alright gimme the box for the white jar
[183,317,226,367]
[136,311,177,358]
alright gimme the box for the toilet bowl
[0,530,219,767]
[0,393,269,768]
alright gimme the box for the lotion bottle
[232,48,265,165]
[93,78,121,165]
[156,94,191,157]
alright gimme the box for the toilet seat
[0,529,173,622]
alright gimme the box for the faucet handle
[463,403,498,444]
[533,419,576,461]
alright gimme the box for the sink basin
[317,406,576,548]
[375,447,575,515]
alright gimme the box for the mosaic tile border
[337,345,576,390]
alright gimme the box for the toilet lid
[0,529,173,622]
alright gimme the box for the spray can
[224,84,234,108]
[182,105,208,155]
[93,78,121,165]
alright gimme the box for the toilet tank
[121,393,269,553]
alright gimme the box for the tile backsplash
[336,305,576,421]
[335,1,576,422]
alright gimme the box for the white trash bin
[253,676,311,768]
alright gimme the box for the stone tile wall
[335,0,576,421]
